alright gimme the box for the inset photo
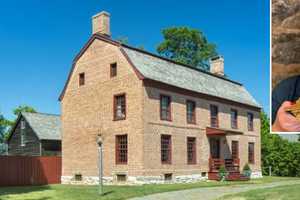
[272,0,300,132]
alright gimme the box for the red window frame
[210,105,219,128]
[161,135,172,164]
[79,73,85,86]
[113,94,126,120]
[231,109,238,129]
[231,140,239,160]
[116,134,128,164]
[248,142,255,164]
[187,137,196,164]
[160,95,172,121]
[110,63,117,77]
[247,112,254,131]
[186,100,196,124]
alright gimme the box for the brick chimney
[210,56,224,76]
[92,11,110,36]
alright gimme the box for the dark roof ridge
[21,111,61,117]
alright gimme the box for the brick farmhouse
[59,11,262,184]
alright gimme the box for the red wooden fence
[0,156,61,186]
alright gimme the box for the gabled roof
[8,112,61,141]
[59,34,260,109]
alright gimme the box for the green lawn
[0,177,297,200]
[220,183,300,200]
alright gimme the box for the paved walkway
[130,180,300,200]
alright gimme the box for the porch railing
[209,158,240,172]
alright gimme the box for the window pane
[114,95,126,120]
[161,135,171,163]
[187,101,195,123]
[160,95,171,120]
[210,105,218,127]
[116,135,127,164]
[187,137,196,164]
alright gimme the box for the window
[74,174,82,181]
[231,109,238,129]
[79,73,85,86]
[110,63,117,77]
[116,135,128,164]
[161,135,171,164]
[187,137,196,164]
[21,120,26,130]
[116,174,127,182]
[160,95,171,121]
[114,94,126,120]
[231,141,239,160]
[164,173,173,181]
[186,100,196,124]
[210,105,219,128]
[247,112,254,131]
[248,142,255,164]
[20,120,26,147]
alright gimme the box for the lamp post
[97,135,103,195]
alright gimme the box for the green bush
[242,163,252,178]
[218,165,228,181]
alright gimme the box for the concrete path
[130,180,300,200]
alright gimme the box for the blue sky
[0,0,270,120]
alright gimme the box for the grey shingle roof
[122,47,260,108]
[22,112,61,141]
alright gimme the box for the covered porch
[206,127,248,181]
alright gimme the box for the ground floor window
[116,134,128,164]
[187,137,196,164]
[161,135,172,164]
[248,142,255,164]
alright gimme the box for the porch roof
[206,127,243,136]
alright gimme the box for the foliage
[261,112,300,177]
[242,163,252,177]
[13,105,37,117]
[218,165,228,181]
[0,105,37,143]
[157,27,217,71]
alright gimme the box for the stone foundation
[251,171,263,179]
[61,174,207,185]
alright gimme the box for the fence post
[269,166,272,176]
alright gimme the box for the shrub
[218,165,228,181]
[242,163,252,178]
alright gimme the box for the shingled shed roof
[21,112,61,141]
[122,46,260,108]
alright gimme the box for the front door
[210,138,220,159]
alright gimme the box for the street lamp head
[97,134,103,146]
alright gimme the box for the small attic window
[79,73,85,86]
[110,63,117,77]
[21,120,26,130]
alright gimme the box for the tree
[261,111,300,177]
[0,114,6,143]
[13,105,36,117]
[157,27,217,70]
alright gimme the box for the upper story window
[247,112,254,131]
[187,137,196,164]
[79,73,85,86]
[186,100,196,124]
[160,95,171,121]
[248,142,255,164]
[210,105,219,128]
[114,94,126,120]
[230,109,238,129]
[116,134,128,164]
[161,135,172,164]
[110,63,117,77]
